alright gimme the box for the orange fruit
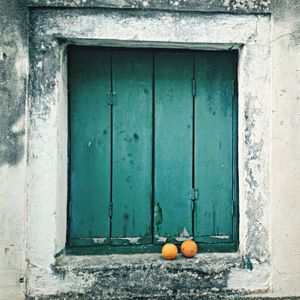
[181,240,198,258]
[162,243,178,260]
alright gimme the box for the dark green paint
[67,242,237,255]
[69,47,111,242]
[68,47,238,253]
[111,50,153,239]
[194,52,237,244]
[154,51,193,240]
[232,61,239,249]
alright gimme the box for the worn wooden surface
[69,47,111,241]
[194,51,236,244]
[154,51,193,240]
[68,47,238,251]
[111,50,153,239]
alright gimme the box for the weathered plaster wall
[0,0,27,300]
[25,7,272,299]
[271,0,300,297]
[27,253,245,299]
[1,0,300,299]
[27,0,271,13]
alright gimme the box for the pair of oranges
[162,240,198,260]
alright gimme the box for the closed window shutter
[68,46,238,252]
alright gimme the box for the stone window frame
[27,7,271,291]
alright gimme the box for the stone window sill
[56,252,241,271]
[48,253,244,298]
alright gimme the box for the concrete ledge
[27,0,271,14]
[25,253,271,299]
[56,252,241,269]
[27,253,248,299]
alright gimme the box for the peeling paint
[154,202,163,234]
[175,227,192,241]
[154,235,167,243]
[175,237,191,242]
[243,97,269,261]
[180,227,190,237]
[210,235,231,240]
[91,238,106,244]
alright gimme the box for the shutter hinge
[192,79,196,97]
[109,202,113,218]
[107,91,117,106]
[189,188,199,211]
[189,188,199,201]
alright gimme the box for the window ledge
[44,252,246,298]
[27,252,271,299]
[55,252,242,271]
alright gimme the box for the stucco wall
[271,0,300,297]
[0,0,300,299]
[0,1,27,300]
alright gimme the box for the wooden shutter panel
[69,47,111,245]
[154,51,193,242]
[194,51,237,246]
[111,50,153,241]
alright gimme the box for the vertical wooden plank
[232,60,239,248]
[69,47,111,243]
[194,51,236,243]
[111,50,153,239]
[154,51,193,241]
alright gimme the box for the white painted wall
[271,1,300,296]
[1,1,300,299]
[0,165,26,300]
[0,4,27,298]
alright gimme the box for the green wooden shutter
[68,47,238,252]
[154,51,193,242]
[69,47,111,244]
[194,51,238,248]
[111,50,153,242]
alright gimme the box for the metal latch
[107,91,117,105]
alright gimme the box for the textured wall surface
[271,0,300,297]
[0,0,27,300]
[27,0,271,13]
[1,0,300,299]
[27,254,245,299]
